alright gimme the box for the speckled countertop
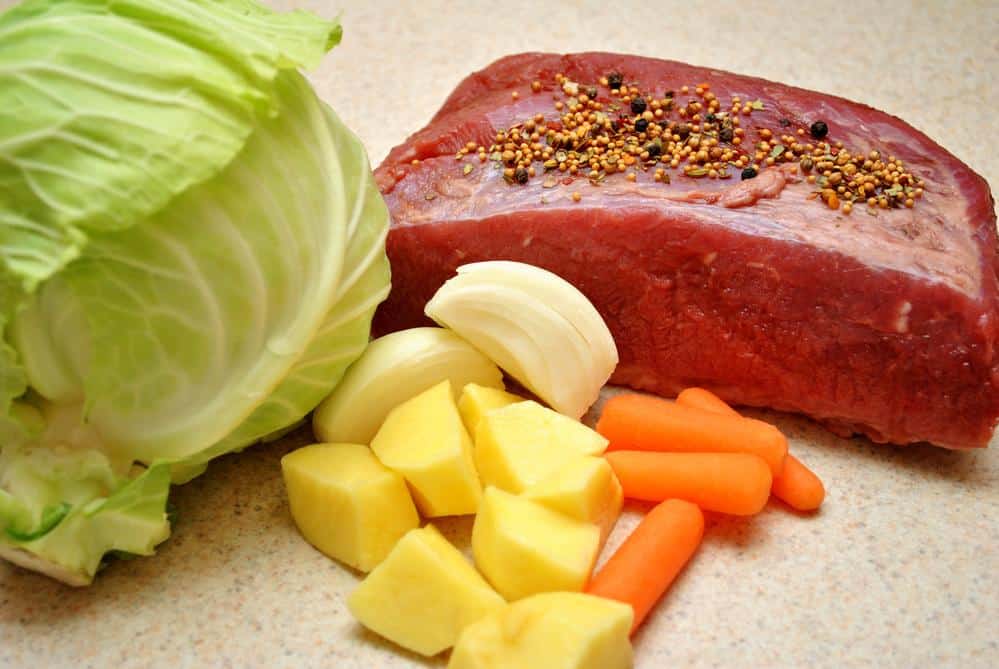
[1,1,997,667]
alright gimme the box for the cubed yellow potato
[522,456,623,547]
[448,592,634,669]
[472,487,600,601]
[348,525,506,657]
[474,401,609,493]
[280,443,418,572]
[371,380,482,517]
[458,383,525,434]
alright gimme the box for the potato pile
[282,381,629,668]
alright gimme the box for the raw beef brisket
[373,52,999,449]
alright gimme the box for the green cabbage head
[0,0,390,585]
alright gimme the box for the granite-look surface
[1,1,997,667]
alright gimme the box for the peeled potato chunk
[474,401,608,493]
[371,380,482,517]
[281,443,418,572]
[348,525,505,657]
[522,456,623,547]
[472,487,600,601]
[457,383,525,434]
[448,592,634,669]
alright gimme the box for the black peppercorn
[676,123,691,139]
[607,72,623,90]
[779,118,792,127]
[514,167,529,184]
[810,120,829,139]
[634,118,649,133]
[719,126,734,142]
[741,167,758,180]
[644,140,662,158]
[586,86,598,100]
[705,113,717,124]
[630,97,647,115]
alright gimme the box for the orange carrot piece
[597,393,787,475]
[676,387,825,511]
[586,499,703,635]
[676,387,741,417]
[605,451,772,515]
[770,455,825,511]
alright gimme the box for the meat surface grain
[373,52,999,449]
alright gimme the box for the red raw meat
[373,52,999,449]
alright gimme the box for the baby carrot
[676,387,825,511]
[605,451,772,515]
[676,387,741,417]
[597,393,788,475]
[586,499,703,635]
[770,456,825,511]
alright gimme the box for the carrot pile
[675,387,825,512]
[587,387,826,634]
[598,392,788,474]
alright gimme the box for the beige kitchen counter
[1,1,997,667]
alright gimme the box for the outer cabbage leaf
[174,102,391,476]
[0,457,170,586]
[0,323,25,431]
[0,0,341,322]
